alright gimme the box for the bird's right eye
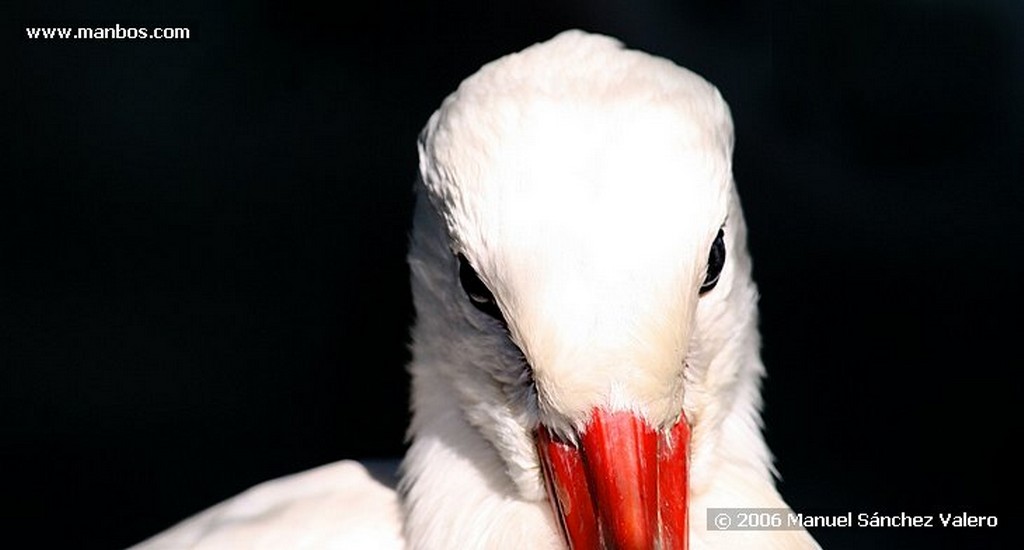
[458,253,506,324]
[699,228,726,295]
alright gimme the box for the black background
[5,1,1019,548]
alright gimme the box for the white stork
[134,30,819,549]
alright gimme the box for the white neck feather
[400,358,561,549]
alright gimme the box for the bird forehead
[483,103,724,223]
[431,84,730,215]
[445,102,730,282]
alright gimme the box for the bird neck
[400,361,562,549]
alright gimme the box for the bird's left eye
[458,253,506,323]
[700,229,725,295]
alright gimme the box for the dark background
[5,1,1019,548]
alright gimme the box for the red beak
[537,409,690,550]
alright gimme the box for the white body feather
[134,30,819,549]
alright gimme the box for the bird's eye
[700,229,725,295]
[458,253,506,323]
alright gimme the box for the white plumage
[135,30,819,549]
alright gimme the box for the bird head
[407,30,764,549]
